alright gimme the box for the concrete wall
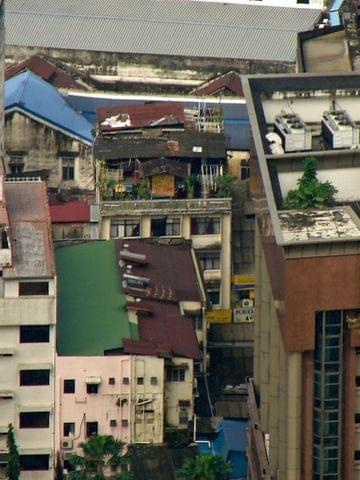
[0,276,56,480]
[5,112,93,194]
[55,355,164,453]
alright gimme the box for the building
[55,238,206,464]
[0,178,56,480]
[243,72,360,479]
[5,0,321,92]
[94,101,232,310]
[49,198,90,241]
[4,71,94,196]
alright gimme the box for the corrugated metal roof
[5,71,94,144]
[6,0,321,62]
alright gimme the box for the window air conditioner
[61,439,73,450]
[241,299,254,308]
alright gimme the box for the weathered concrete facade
[5,46,294,93]
[5,112,94,194]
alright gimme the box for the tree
[284,156,337,209]
[6,423,20,480]
[68,435,132,480]
[177,454,232,480]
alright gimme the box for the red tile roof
[97,102,185,133]
[5,55,86,90]
[191,71,243,97]
[116,239,203,360]
[50,201,90,223]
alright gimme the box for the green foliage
[6,424,20,480]
[185,174,199,197]
[216,173,236,198]
[138,178,150,200]
[68,435,132,480]
[284,157,337,209]
[177,454,232,480]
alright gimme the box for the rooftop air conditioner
[322,109,360,149]
[61,439,73,450]
[274,113,312,152]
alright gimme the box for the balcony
[101,197,231,217]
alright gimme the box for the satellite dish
[266,132,282,144]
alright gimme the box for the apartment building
[56,239,205,466]
[0,179,56,480]
[244,73,360,480]
[94,102,232,310]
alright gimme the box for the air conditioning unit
[241,298,254,308]
[61,439,73,450]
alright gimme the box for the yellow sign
[232,274,255,285]
[151,174,175,197]
[206,310,232,324]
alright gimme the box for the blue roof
[220,419,248,453]
[5,71,94,144]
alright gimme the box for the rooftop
[6,0,321,63]
[50,201,90,223]
[5,71,94,144]
[56,241,136,355]
[243,72,360,246]
[5,55,86,90]
[3,180,55,278]
[190,71,244,97]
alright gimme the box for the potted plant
[185,174,198,199]
[138,178,150,200]
[216,173,235,198]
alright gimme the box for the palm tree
[68,435,132,480]
[177,454,232,480]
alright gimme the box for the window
[111,219,140,238]
[86,422,98,437]
[208,289,220,306]
[191,217,220,235]
[121,419,129,427]
[63,422,75,437]
[297,0,309,3]
[8,155,25,175]
[166,367,186,382]
[151,217,180,237]
[20,325,49,343]
[20,455,49,471]
[20,369,50,386]
[19,282,49,296]
[240,159,250,180]
[355,413,360,424]
[20,412,49,429]
[110,419,117,427]
[194,316,203,330]
[198,251,220,271]
[87,383,99,394]
[356,376,360,387]
[123,377,130,385]
[355,451,360,461]
[179,407,189,426]
[62,158,75,181]
[64,379,75,394]
[109,377,115,385]
[151,377,158,385]
[137,377,144,385]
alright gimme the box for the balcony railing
[101,197,232,217]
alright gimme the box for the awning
[0,348,14,356]
[85,376,102,385]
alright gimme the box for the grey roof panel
[6,0,321,62]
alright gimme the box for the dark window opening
[1,229,8,249]
[20,369,50,386]
[9,155,25,176]
[151,377,158,385]
[62,158,75,181]
[198,251,220,271]
[87,383,99,394]
[19,282,49,296]
[63,422,75,437]
[166,367,186,382]
[151,217,180,237]
[122,377,130,385]
[111,219,140,238]
[208,290,220,306]
[355,450,360,461]
[20,412,49,429]
[355,413,360,424]
[86,422,98,437]
[191,217,220,235]
[356,376,360,387]
[63,379,75,394]
[109,377,115,385]
[20,455,49,471]
[20,325,49,343]
[137,377,144,385]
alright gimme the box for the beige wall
[255,224,302,480]
[5,112,93,193]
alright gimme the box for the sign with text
[206,310,232,324]
[233,307,255,323]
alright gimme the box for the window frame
[198,250,221,271]
[151,217,181,237]
[63,422,75,437]
[110,218,141,238]
[62,158,75,181]
[20,454,49,471]
[20,369,50,386]
[166,367,186,382]
[191,217,220,235]
[19,411,50,429]
[63,379,75,394]
[86,421,98,437]
[20,325,50,343]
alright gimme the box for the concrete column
[182,214,191,239]
[100,217,111,240]
[286,352,302,480]
[141,216,151,238]
[220,213,231,310]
